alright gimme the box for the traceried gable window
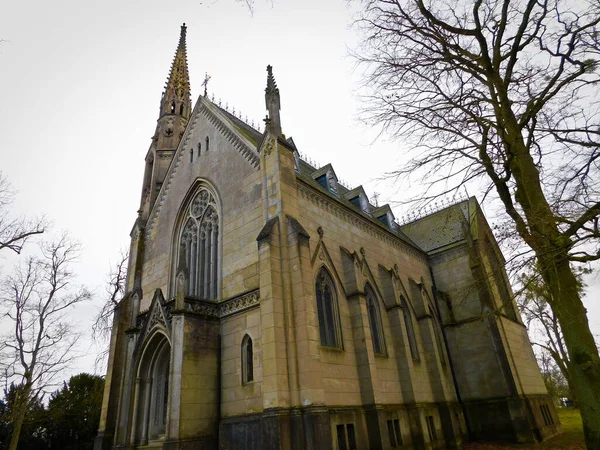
[178,188,219,299]
[315,268,343,349]
[365,284,386,355]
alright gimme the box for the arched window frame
[401,295,420,360]
[365,283,386,356]
[205,136,210,152]
[315,267,343,349]
[241,334,254,384]
[197,142,202,157]
[175,186,220,300]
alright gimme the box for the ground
[464,409,585,449]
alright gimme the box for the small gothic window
[242,334,254,384]
[205,136,210,152]
[315,268,343,349]
[170,101,176,113]
[365,284,385,355]
[189,148,193,163]
[180,103,184,115]
[197,142,202,156]
[178,188,220,299]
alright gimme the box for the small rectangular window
[393,419,402,446]
[387,420,397,447]
[336,424,347,450]
[346,424,356,450]
[426,415,437,441]
[540,405,553,426]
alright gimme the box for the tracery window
[365,284,385,355]
[315,268,343,349]
[401,295,419,360]
[241,334,253,384]
[178,188,219,299]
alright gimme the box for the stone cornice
[183,289,260,319]
[297,182,427,263]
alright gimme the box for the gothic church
[96,24,560,450]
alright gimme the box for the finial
[265,65,282,136]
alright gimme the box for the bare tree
[92,251,128,370]
[518,265,591,395]
[0,235,91,450]
[0,172,46,255]
[356,0,600,446]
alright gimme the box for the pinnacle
[266,65,279,96]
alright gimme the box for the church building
[95,24,561,450]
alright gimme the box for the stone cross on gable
[202,72,212,97]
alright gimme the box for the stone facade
[95,25,560,450]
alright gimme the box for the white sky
[1,0,598,380]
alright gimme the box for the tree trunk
[511,153,600,448]
[538,254,600,448]
[8,382,32,450]
[495,90,600,449]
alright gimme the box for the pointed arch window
[242,335,253,384]
[178,188,219,299]
[401,295,419,360]
[315,268,343,349]
[365,284,386,356]
[170,101,176,114]
[205,136,210,152]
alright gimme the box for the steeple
[265,65,282,136]
[160,23,191,119]
[140,24,193,218]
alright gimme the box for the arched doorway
[134,332,171,444]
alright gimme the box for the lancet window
[178,188,219,299]
[365,284,385,355]
[315,268,343,349]
[241,335,254,384]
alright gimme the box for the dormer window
[378,215,390,227]
[313,167,339,196]
[350,197,361,208]
[316,175,328,190]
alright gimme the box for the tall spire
[265,65,282,136]
[160,23,191,119]
[140,24,193,218]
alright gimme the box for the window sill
[319,345,344,352]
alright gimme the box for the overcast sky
[1,0,598,380]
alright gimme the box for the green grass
[463,408,585,449]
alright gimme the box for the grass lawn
[463,408,585,449]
